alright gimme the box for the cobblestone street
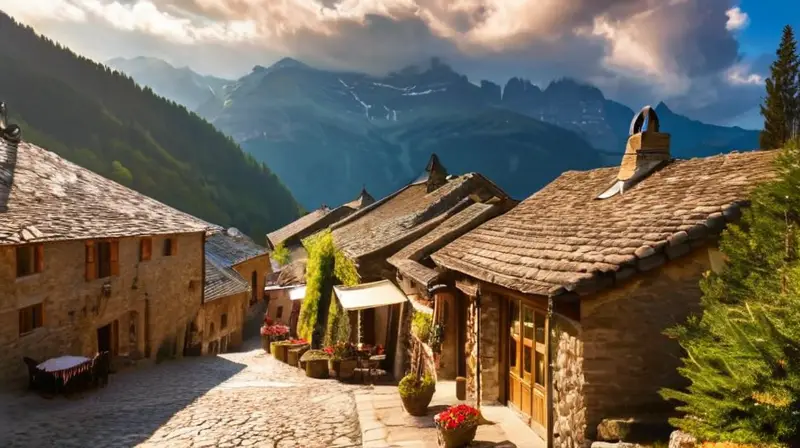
[0,340,363,448]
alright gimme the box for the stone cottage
[202,228,272,346]
[330,154,512,379]
[264,260,306,335]
[429,107,777,446]
[266,187,375,261]
[0,133,214,387]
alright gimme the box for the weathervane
[0,101,22,143]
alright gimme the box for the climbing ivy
[271,242,290,266]
[297,230,360,343]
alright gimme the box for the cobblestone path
[0,340,363,448]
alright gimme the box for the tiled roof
[204,255,250,302]
[205,228,268,267]
[342,188,375,210]
[332,173,509,262]
[432,151,778,297]
[0,138,216,245]
[387,201,513,288]
[267,206,354,248]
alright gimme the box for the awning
[333,280,408,311]
[289,286,307,301]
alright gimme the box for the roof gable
[204,256,250,302]
[0,139,214,245]
[431,150,778,297]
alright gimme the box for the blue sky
[1,0,797,129]
[739,0,800,56]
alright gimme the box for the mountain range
[0,13,301,240]
[110,56,761,211]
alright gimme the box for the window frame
[139,238,152,261]
[163,238,176,256]
[221,313,228,330]
[19,303,44,335]
[15,244,44,278]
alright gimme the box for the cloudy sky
[1,0,798,129]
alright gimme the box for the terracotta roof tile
[0,139,215,245]
[431,151,778,297]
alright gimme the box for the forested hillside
[0,12,301,239]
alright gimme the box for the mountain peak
[544,78,605,101]
[271,57,308,70]
[654,101,673,114]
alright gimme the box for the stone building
[0,135,213,387]
[264,260,306,335]
[266,187,375,261]
[201,228,272,349]
[329,154,512,380]
[428,107,778,446]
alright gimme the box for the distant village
[1,92,785,448]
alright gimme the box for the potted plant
[398,372,435,416]
[280,338,308,364]
[326,341,358,380]
[434,404,490,448]
[288,345,310,368]
[261,320,289,352]
[300,349,330,379]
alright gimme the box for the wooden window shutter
[110,240,120,276]
[85,241,96,281]
[172,238,178,256]
[141,238,152,261]
[34,245,44,273]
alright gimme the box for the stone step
[596,416,674,443]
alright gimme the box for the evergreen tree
[761,26,800,149]
[661,139,800,445]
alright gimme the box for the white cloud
[725,6,749,31]
[727,67,764,85]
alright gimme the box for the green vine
[297,230,360,343]
[271,242,290,266]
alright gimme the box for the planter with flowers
[300,349,331,379]
[260,319,289,352]
[398,372,436,416]
[288,344,310,367]
[278,338,308,364]
[434,404,491,448]
[325,341,358,380]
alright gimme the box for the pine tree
[761,26,800,149]
[661,139,800,445]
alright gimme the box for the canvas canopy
[333,280,408,311]
[289,286,307,301]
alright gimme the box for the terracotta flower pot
[437,424,477,448]
[400,385,435,416]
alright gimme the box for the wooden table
[37,356,92,393]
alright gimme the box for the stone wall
[0,232,204,387]
[552,316,586,448]
[464,291,502,404]
[196,291,248,354]
[580,248,711,439]
[232,254,272,305]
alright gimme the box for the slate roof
[0,138,216,245]
[205,228,268,266]
[266,188,377,249]
[275,259,307,286]
[332,172,509,262]
[431,151,778,298]
[387,200,514,288]
[204,256,250,302]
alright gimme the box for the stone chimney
[0,102,22,143]
[425,153,448,193]
[598,106,671,199]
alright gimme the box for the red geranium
[433,404,480,431]
[287,338,307,345]
[264,317,274,326]
[260,323,289,336]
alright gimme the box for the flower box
[300,350,330,379]
[288,346,309,367]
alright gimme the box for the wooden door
[507,299,547,438]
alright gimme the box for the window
[97,241,112,278]
[19,303,43,335]
[16,244,44,278]
[163,238,176,256]
[139,238,152,261]
[221,313,228,330]
[276,306,284,319]
[85,240,119,281]
[250,271,258,303]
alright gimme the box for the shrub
[271,242,290,266]
[398,372,435,398]
[411,311,433,343]
[300,349,330,362]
